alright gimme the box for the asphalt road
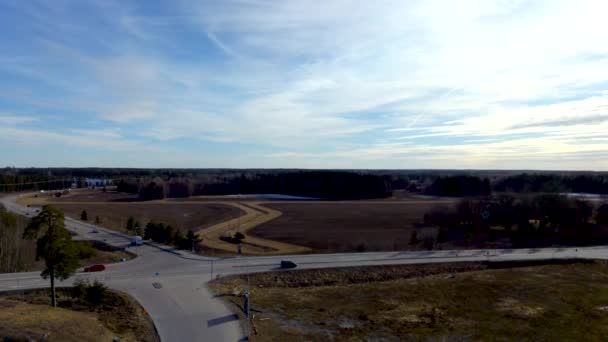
[2,193,608,341]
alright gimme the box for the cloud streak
[1,0,608,168]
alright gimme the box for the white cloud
[3,0,608,168]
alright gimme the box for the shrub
[85,281,110,306]
[437,227,448,243]
[409,231,419,245]
[233,232,245,242]
[71,280,110,307]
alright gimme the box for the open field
[195,201,312,255]
[54,202,243,234]
[24,190,245,234]
[17,190,460,255]
[211,261,608,341]
[0,288,158,342]
[250,200,456,252]
[17,191,315,255]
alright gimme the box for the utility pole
[210,247,215,281]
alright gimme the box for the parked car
[280,260,297,269]
[84,264,106,272]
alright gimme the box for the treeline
[117,171,393,200]
[8,167,608,197]
[0,174,71,192]
[424,176,491,197]
[493,174,608,194]
[422,194,608,248]
[142,222,201,250]
[0,206,37,272]
[422,173,608,197]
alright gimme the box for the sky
[1,0,608,170]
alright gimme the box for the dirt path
[195,202,311,255]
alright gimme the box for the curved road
[2,193,608,341]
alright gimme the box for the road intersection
[2,193,608,341]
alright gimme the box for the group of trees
[423,173,608,197]
[0,207,37,272]
[117,171,393,200]
[423,194,608,248]
[143,221,201,251]
[125,216,142,235]
[424,176,491,197]
[219,231,245,244]
[23,206,96,307]
[80,210,101,224]
[493,173,608,194]
[9,167,608,197]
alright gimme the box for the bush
[423,238,435,250]
[437,227,448,243]
[71,280,110,307]
[233,232,245,242]
[220,232,246,244]
[409,231,419,245]
[80,210,88,221]
[75,242,97,259]
[85,281,110,306]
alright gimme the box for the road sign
[243,292,250,317]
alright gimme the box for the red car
[84,264,106,272]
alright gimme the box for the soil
[250,201,455,252]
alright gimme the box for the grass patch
[0,287,158,342]
[211,261,608,341]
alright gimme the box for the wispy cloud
[0,115,38,125]
[1,0,608,168]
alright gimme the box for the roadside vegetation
[0,205,131,274]
[211,261,608,341]
[0,283,158,342]
[0,206,36,272]
[23,205,99,306]
[422,194,608,250]
[143,221,202,251]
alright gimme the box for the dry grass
[210,261,608,341]
[54,202,242,234]
[0,299,114,341]
[19,191,244,235]
[0,288,158,342]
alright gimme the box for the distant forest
[3,167,608,199]
[117,171,393,200]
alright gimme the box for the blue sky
[1,0,608,169]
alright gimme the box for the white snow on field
[223,194,321,200]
